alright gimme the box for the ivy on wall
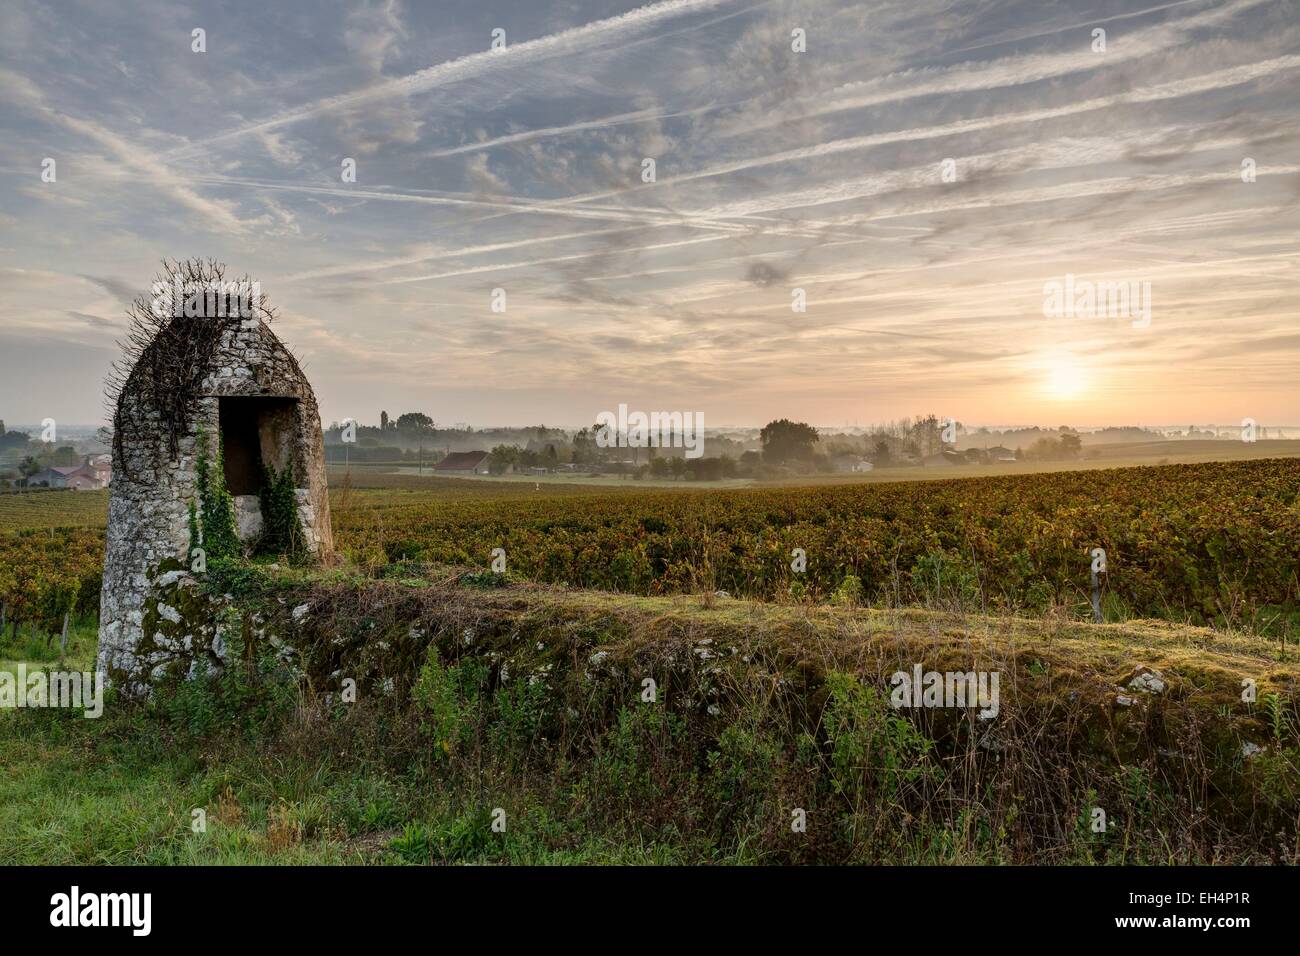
[259,462,305,559]
[193,427,240,560]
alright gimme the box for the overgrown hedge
[156,571,1300,864]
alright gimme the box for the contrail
[378,162,1299,289]
[426,103,725,158]
[944,0,1244,57]
[550,53,1300,205]
[428,108,667,158]
[383,234,734,285]
[732,0,1272,136]
[165,0,740,158]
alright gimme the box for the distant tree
[572,424,609,464]
[486,444,520,475]
[760,419,819,463]
[685,457,727,481]
[909,414,943,458]
[1019,433,1082,461]
[395,412,435,432]
[380,410,390,432]
[0,429,31,451]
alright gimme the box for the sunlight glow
[1044,357,1088,401]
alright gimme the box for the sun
[1044,356,1088,400]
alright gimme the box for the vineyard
[2,458,1299,639]
[331,458,1300,626]
[0,527,102,641]
[0,489,110,532]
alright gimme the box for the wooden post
[1089,547,1107,624]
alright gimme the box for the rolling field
[3,457,1298,866]
[330,457,1300,629]
[2,458,1298,636]
[7,437,1299,533]
[0,489,111,532]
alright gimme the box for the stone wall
[98,318,331,695]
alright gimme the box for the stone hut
[98,296,331,695]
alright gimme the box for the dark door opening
[218,397,300,496]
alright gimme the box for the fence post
[1089,547,1107,623]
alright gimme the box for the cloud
[745,261,788,287]
[76,274,139,305]
[0,67,248,234]
[463,153,511,194]
[344,0,408,75]
[68,310,116,329]
[1,0,1297,426]
[166,0,740,155]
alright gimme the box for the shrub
[830,574,864,607]
[910,550,981,608]
[194,428,240,560]
[822,671,939,806]
[258,462,304,558]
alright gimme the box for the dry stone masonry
[98,316,332,695]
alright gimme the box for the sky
[1,0,1297,430]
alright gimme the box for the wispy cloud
[165,0,743,157]
[1,0,1297,426]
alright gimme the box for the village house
[832,454,874,473]
[26,466,77,488]
[433,450,490,475]
[26,455,112,490]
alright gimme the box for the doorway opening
[218,396,300,495]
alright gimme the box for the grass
[0,616,759,865]
[0,715,368,864]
